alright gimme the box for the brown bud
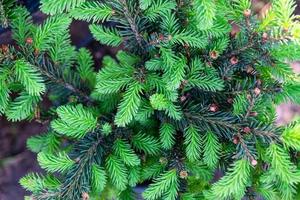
[230,56,238,65]
[243,127,251,133]
[254,87,261,96]
[233,135,239,144]
[82,192,89,200]
[168,35,173,41]
[249,112,258,117]
[179,170,188,179]
[158,33,164,41]
[26,37,33,44]
[243,9,251,17]
[256,79,262,86]
[1,45,9,54]
[227,98,234,104]
[246,94,252,100]
[209,50,218,59]
[180,95,187,102]
[206,61,213,67]
[209,104,219,112]
[262,32,268,42]
[182,79,188,85]
[251,159,258,166]
[246,66,254,74]
[180,80,189,89]
[283,27,289,33]
[75,157,80,163]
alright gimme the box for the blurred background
[0,0,299,199]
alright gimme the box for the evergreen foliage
[51,104,98,138]
[0,0,300,199]
[143,169,179,200]
[203,131,221,169]
[205,159,251,199]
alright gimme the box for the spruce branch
[143,169,179,200]
[51,104,98,138]
[37,151,75,173]
[32,55,93,103]
[119,0,144,49]
[61,133,104,199]
[206,159,251,200]
[106,155,128,191]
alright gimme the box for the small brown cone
[227,98,234,104]
[254,87,261,96]
[251,159,258,166]
[209,104,219,112]
[243,9,251,17]
[262,32,268,42]
[249,112,258,117]
[233,135,239,144]
[246,66,254,74]
[209,50,218,59]
[243,127,251,134]
[230,56,238,65]
[180,95,187,102]
[180,170,188,179]
[26,37,33,45]
[82,192,89,200]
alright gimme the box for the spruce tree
[1,0,300,199]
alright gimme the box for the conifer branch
[61,133,104,199]
[33,56,93,103]
[119,0,144,49]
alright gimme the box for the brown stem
[237,132,255,161]
[38,66,93,103]
[119,0,144,49]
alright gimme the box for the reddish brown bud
[180,80,188,89]
[230,56,238,65]
[283,27,289,33]
[254,87,261,96]
[209,50,218,59]
[230,30,237,38]
[256,79,262,86]
[158,33,164,41]
[243,127,251,133]
[243,9,251,17]
[82,192,89,200]
[75,157,80,163]
[227,98,234,104]
[262,32,268,42]
[180,95,187,102]
[209,104,219,112]
[246,94,252,100]
[1,45,9,53]
[251,159,258,166]
[233,135,239,144]
[246,66,254,74]
[26,37,33,44]
[179,170,188,179]
[249,112,258,117]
